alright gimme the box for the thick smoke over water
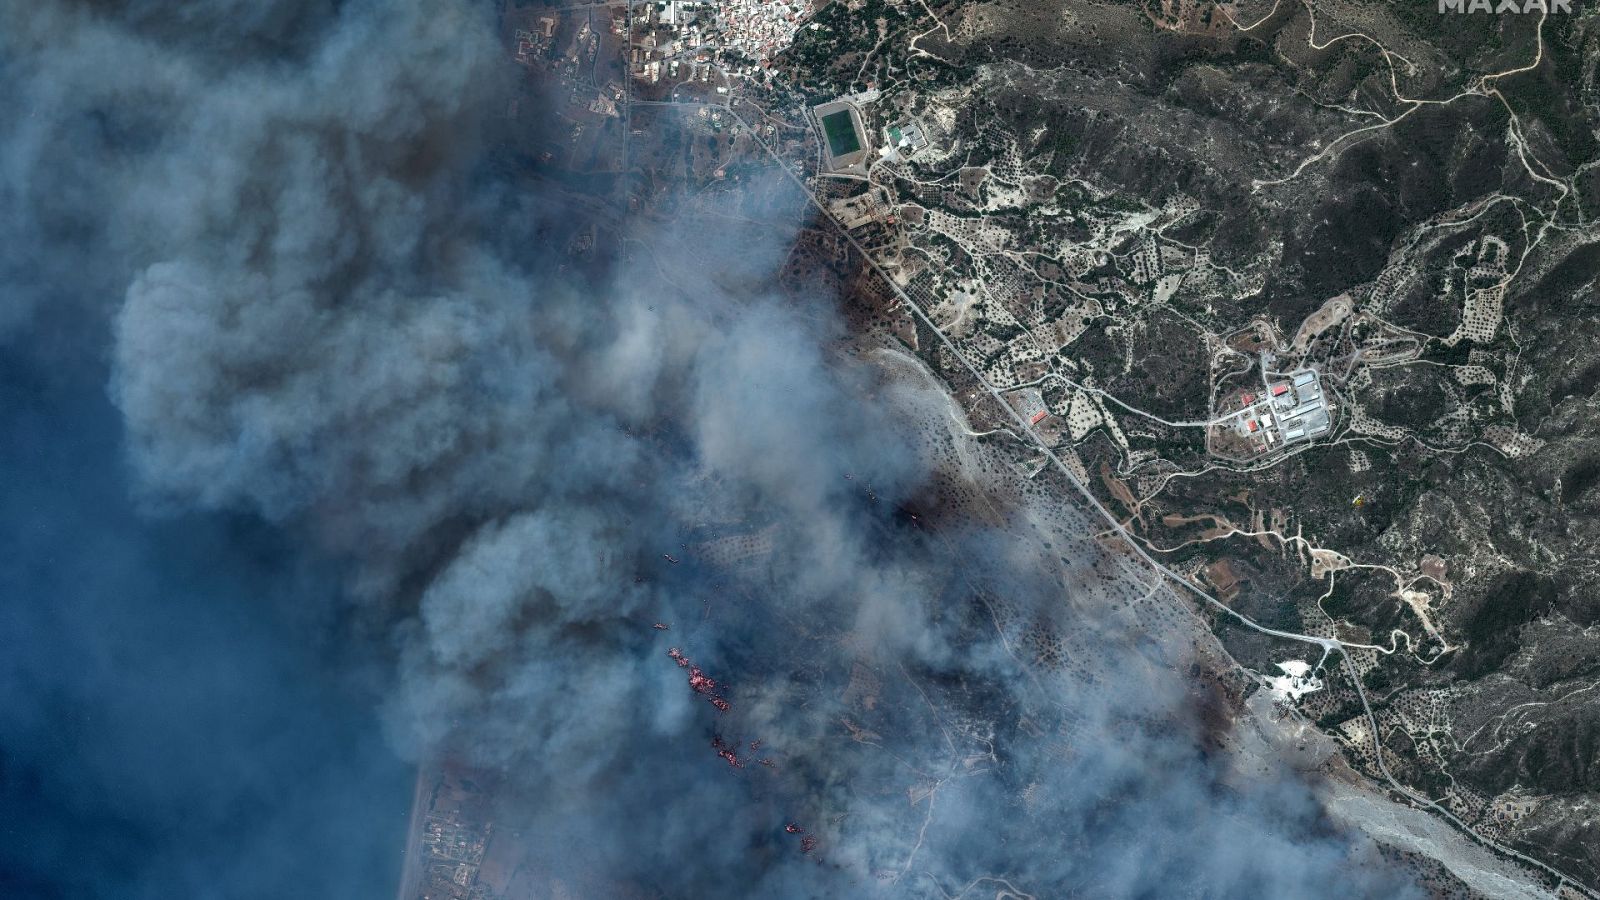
[1,1,1429,896]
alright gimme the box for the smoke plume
[0,1,1429,896]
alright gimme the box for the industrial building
[1214,367,1332,460]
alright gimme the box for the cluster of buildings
[878,118,929,164]
[512,18,558,65]
[1212,367,1333,459]
[712,0,814,60]
[826,185,895,229]
[417,809,491,900]
[1262,369,1332,444]
[625,0,815,83]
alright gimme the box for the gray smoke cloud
[1,1,1431,896]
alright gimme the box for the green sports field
[821,110,861,157]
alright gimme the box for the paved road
[624,94,1596,898]
[716,97,1347,653]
